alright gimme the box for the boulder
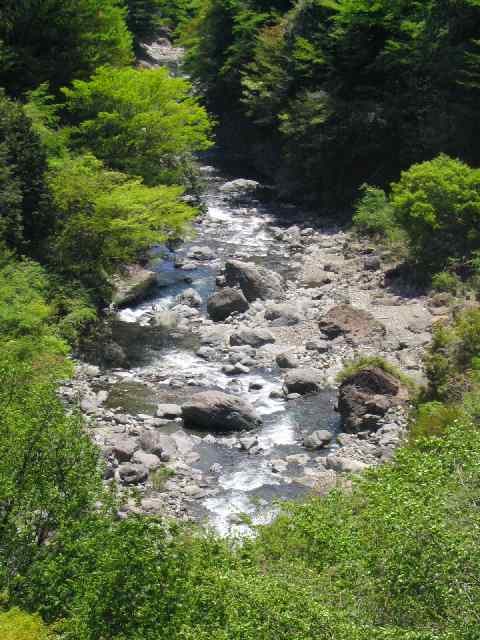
[302,266,334,288]
[219,179,261,202]
[229,328,275,348]
[305,339,329,353]
[303,430,333,450]
[118,463,148,485]
[176,288,202,308]
[283,368,324,395]
[325,456,369,474]
[207,288,249,321]
[156,403,182,420]
[319,304,386,342]
[338,366,410,433]
[187,246,214,261]
[140,432,178,459]
[110,437,138,462]
[364,255,381,271]
[149,311,178,330]
[276,352,299,369]
[265,303,303,326]
[132,450,162,469]
[224,260,284,302]
[182,391,261,431]
[112,265,157,307]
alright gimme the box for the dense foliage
[63,66,212,187]
[185,0,480,206]
[0,0,133,96]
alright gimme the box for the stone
[182,391,261,432]
[224,260,284,302]
[196,346,216,360]
[239,436,259,451]
[229,328,275,348]
[110,437,138,462]
[187,246,214,261]
[176,288,202,308]
[139,432,178,459]
[132,450,161,469]
[112,265,157,307]
[319,304,386,341]
[219,178,261,202]
[207,287,249,321]
[283,368,324,395]
[264,303,303,326]
[170,429,196,455]
[338,366,410,433]
[302,265,334,288]
[276,352,299,369]
[103,342,128,368]
[305,339,329,353]
[118,463,148,485]
[325,456,368,474]
[303,430,333,450]
[149,311,178,330]
[364,255,381,271]
[156,403,182,420]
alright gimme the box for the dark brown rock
[319,304,386,342]
[182,391,261,431]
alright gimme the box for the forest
[1,1,480,639]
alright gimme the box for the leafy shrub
[409,401,463,441]
[62,66,213,188]
[0,608,52,640]
[352,185,397,237]
[431,271,461,294]
[424,307,480,400]
[391,155,480,272]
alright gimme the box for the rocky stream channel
[60,43,445,536]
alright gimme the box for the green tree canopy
[62,66,213,187]
[0,0,133,96]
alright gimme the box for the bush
[0,608,52,640]
[431,271,461,294]
[409,401,464,441]
[62,66,213,188]
[391,155,480,272]
[424,307,480,400]
[352,185,397,237]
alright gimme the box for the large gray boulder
[140,432,178,459]
[319,304,386,342]
[225,260,284,302]
[118,463,148,485]
[207,287,249,321]
[229,328,275,348]
[303,430,333,450]
[182,391,261,431]
[283,368,324,395]
[220,179,261,203]
[110,436,138,463]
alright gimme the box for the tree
[0,91,54,256]
[0,359,101,595]
[48,153,196,299]
[0,0,133,97]
[62,66,213,187]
